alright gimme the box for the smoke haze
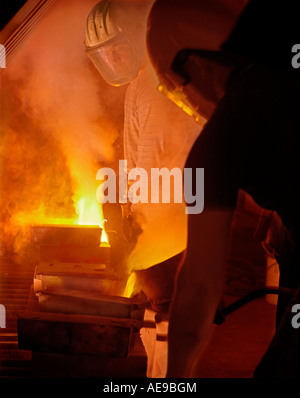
[0,0,127,258]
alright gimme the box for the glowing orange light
[100,221,110,247]
[76,196,110,247]
[123,272,137,298]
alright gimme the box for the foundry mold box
[17,287,148,359]
[21,225,149,363]
[31,224,103,246]
[36,289,148,320]
[30,224,110,264]
[33,261,125,297]
[17,311,143,358]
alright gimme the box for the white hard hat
[85,1,121,49]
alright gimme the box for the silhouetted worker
[147,0,300,377]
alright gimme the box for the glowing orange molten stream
[123,272,137,298]
[76,196,110,247]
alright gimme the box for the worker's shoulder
[133,62,169,102]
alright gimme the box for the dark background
[0,0,27,30]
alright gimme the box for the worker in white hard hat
[85,0,147,87]
[85,0,201,377]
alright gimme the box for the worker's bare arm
[166,207,234,377]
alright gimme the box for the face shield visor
[85,33,143,87]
